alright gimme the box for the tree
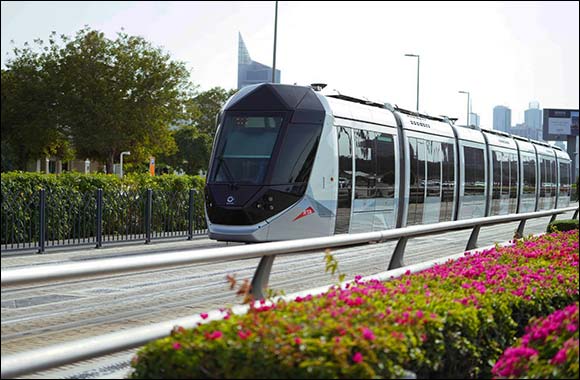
[159,87,237,175]
[188,87,237,135]
[1,35,74,171]
[57,27,196,173]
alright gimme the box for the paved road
[1,208,577,379]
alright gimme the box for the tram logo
[226,195,235,205]
[293,206,315,222]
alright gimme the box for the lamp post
[404,54,420,111]
[120,151,131,179]
[458,91,470,126]
[271,1,278,83]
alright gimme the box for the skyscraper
[524,101,543,139]
[493,105,511,133]
[469,112,480,127]
[237,33,281,89]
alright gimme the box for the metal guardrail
[1,205,578,378]
[1,188,207,253]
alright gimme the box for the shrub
[130,231,579,379]
[547,219,579,233]
[1,171,206,245]
[492,303,579,379]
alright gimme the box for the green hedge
[0,171,205,193]
[547,219,579,233]
[130,231,579,379]
[1,172,206,245]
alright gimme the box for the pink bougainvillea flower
[550,348,568,365]
[205,331,222,340]
[362,327,376,341]
[352,352,363,363]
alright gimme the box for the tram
[204,83,572,242]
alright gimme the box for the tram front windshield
[210,115,284,185]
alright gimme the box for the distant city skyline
[2,1,578,128]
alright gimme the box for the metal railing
[1,188,207,253]
[1,205,577,378]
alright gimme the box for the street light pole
[405,54,420,111]
[120,151,131,179]
[459,91,470,126]
[272,1,278,83]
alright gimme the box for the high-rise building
[493,105,511,133]
[524,101,542,140]
[511,123,542,140]
[469,112,480,127]
[237,33,281,89]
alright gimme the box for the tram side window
[463,146,485,196]
[440,143,455,221]
[540,158,547,198]
[408,139,417,223]
[508,153,518,212]
[407,137,426,225]
[522,154,536,195]
[509,154,518,198]
[426,141,442,197]
[375,134,395,199]
[492,151,502,199]
[354,130,396,202]
[541,158,556,199]
[500,152,510,197]
[550,159,557,197]
[337,127,352,203]
[335,127,353,234]
[354,130,375,199]
[559,162,571,197]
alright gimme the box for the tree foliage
[1,35,74,170]
[1,27,198,173]
[160,87,237,175]
[58,27,195,172]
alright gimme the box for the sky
[1,1,579,128]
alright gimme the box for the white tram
[204,84,572,242]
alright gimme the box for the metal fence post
[145,189,152,244]
[38,189,46,254]
[96,189,103,248]
[466,225,481,251]
[188,189,195,240]
[515,219,526,239]
[250,255,276,300]
[388,237,408,270]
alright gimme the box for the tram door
[334,126,398,234]
[407,137,456,225]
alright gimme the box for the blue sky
[2,1,578,128]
